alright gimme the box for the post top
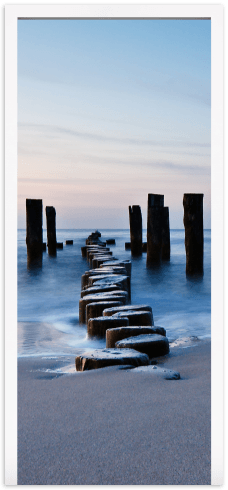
[26,198,42,204]
[148,194,164,207]
[183,193,204,197]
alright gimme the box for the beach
[17,229,211,484]
[18,338,210,485]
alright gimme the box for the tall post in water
[183,193,204,275]
[26,199,43,261]
[162,207,170,260]
[129,205,142,255]
[46,206,57,255]
[147,194,164,263]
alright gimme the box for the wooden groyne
[76,230,172,372]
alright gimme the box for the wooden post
[46,206,56,255]
[147,194,164,263]
[129,205,142,255]
[183,193,204,274]
[162,207,170,260]
[26,199,43,261]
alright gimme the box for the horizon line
[17,228,211,231]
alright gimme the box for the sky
[17,19,211,229]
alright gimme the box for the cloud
[136,72,211,107]
[18,122,210,150]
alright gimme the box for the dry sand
[18,339,211,485]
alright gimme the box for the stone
[56,243,63,249]
[65,240,73,245]
[88,316,129,338]
[116,334,169,358]
[129,205,142,255]
[132,365,180,379]
[112,310,153,326]
[125,242,131,250]
[142,243,147,252]
[106,326,166,348]
[183,193,204,275]
[86,301,124,324]
[75,348,149,371]
[42,243,46,251]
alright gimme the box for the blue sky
[18,19,211,229]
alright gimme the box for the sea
[18,229,211,358]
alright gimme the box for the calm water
[18,229,211,357]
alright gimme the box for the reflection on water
[27,255,42,272]
[186,272,204,285]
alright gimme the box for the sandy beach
[18,338,211,485]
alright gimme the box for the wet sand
[18,339,211,485]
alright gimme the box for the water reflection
[186,272,204,286]
[27,255,42,272]
[146,260,163,272]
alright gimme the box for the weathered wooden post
[26,199,43,261]
[129,205,142,255]
[46,206,57,255]
[183,194,204,275]
[162,207,170,260]
[147,194,164,263]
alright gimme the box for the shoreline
[18,338,211,485]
